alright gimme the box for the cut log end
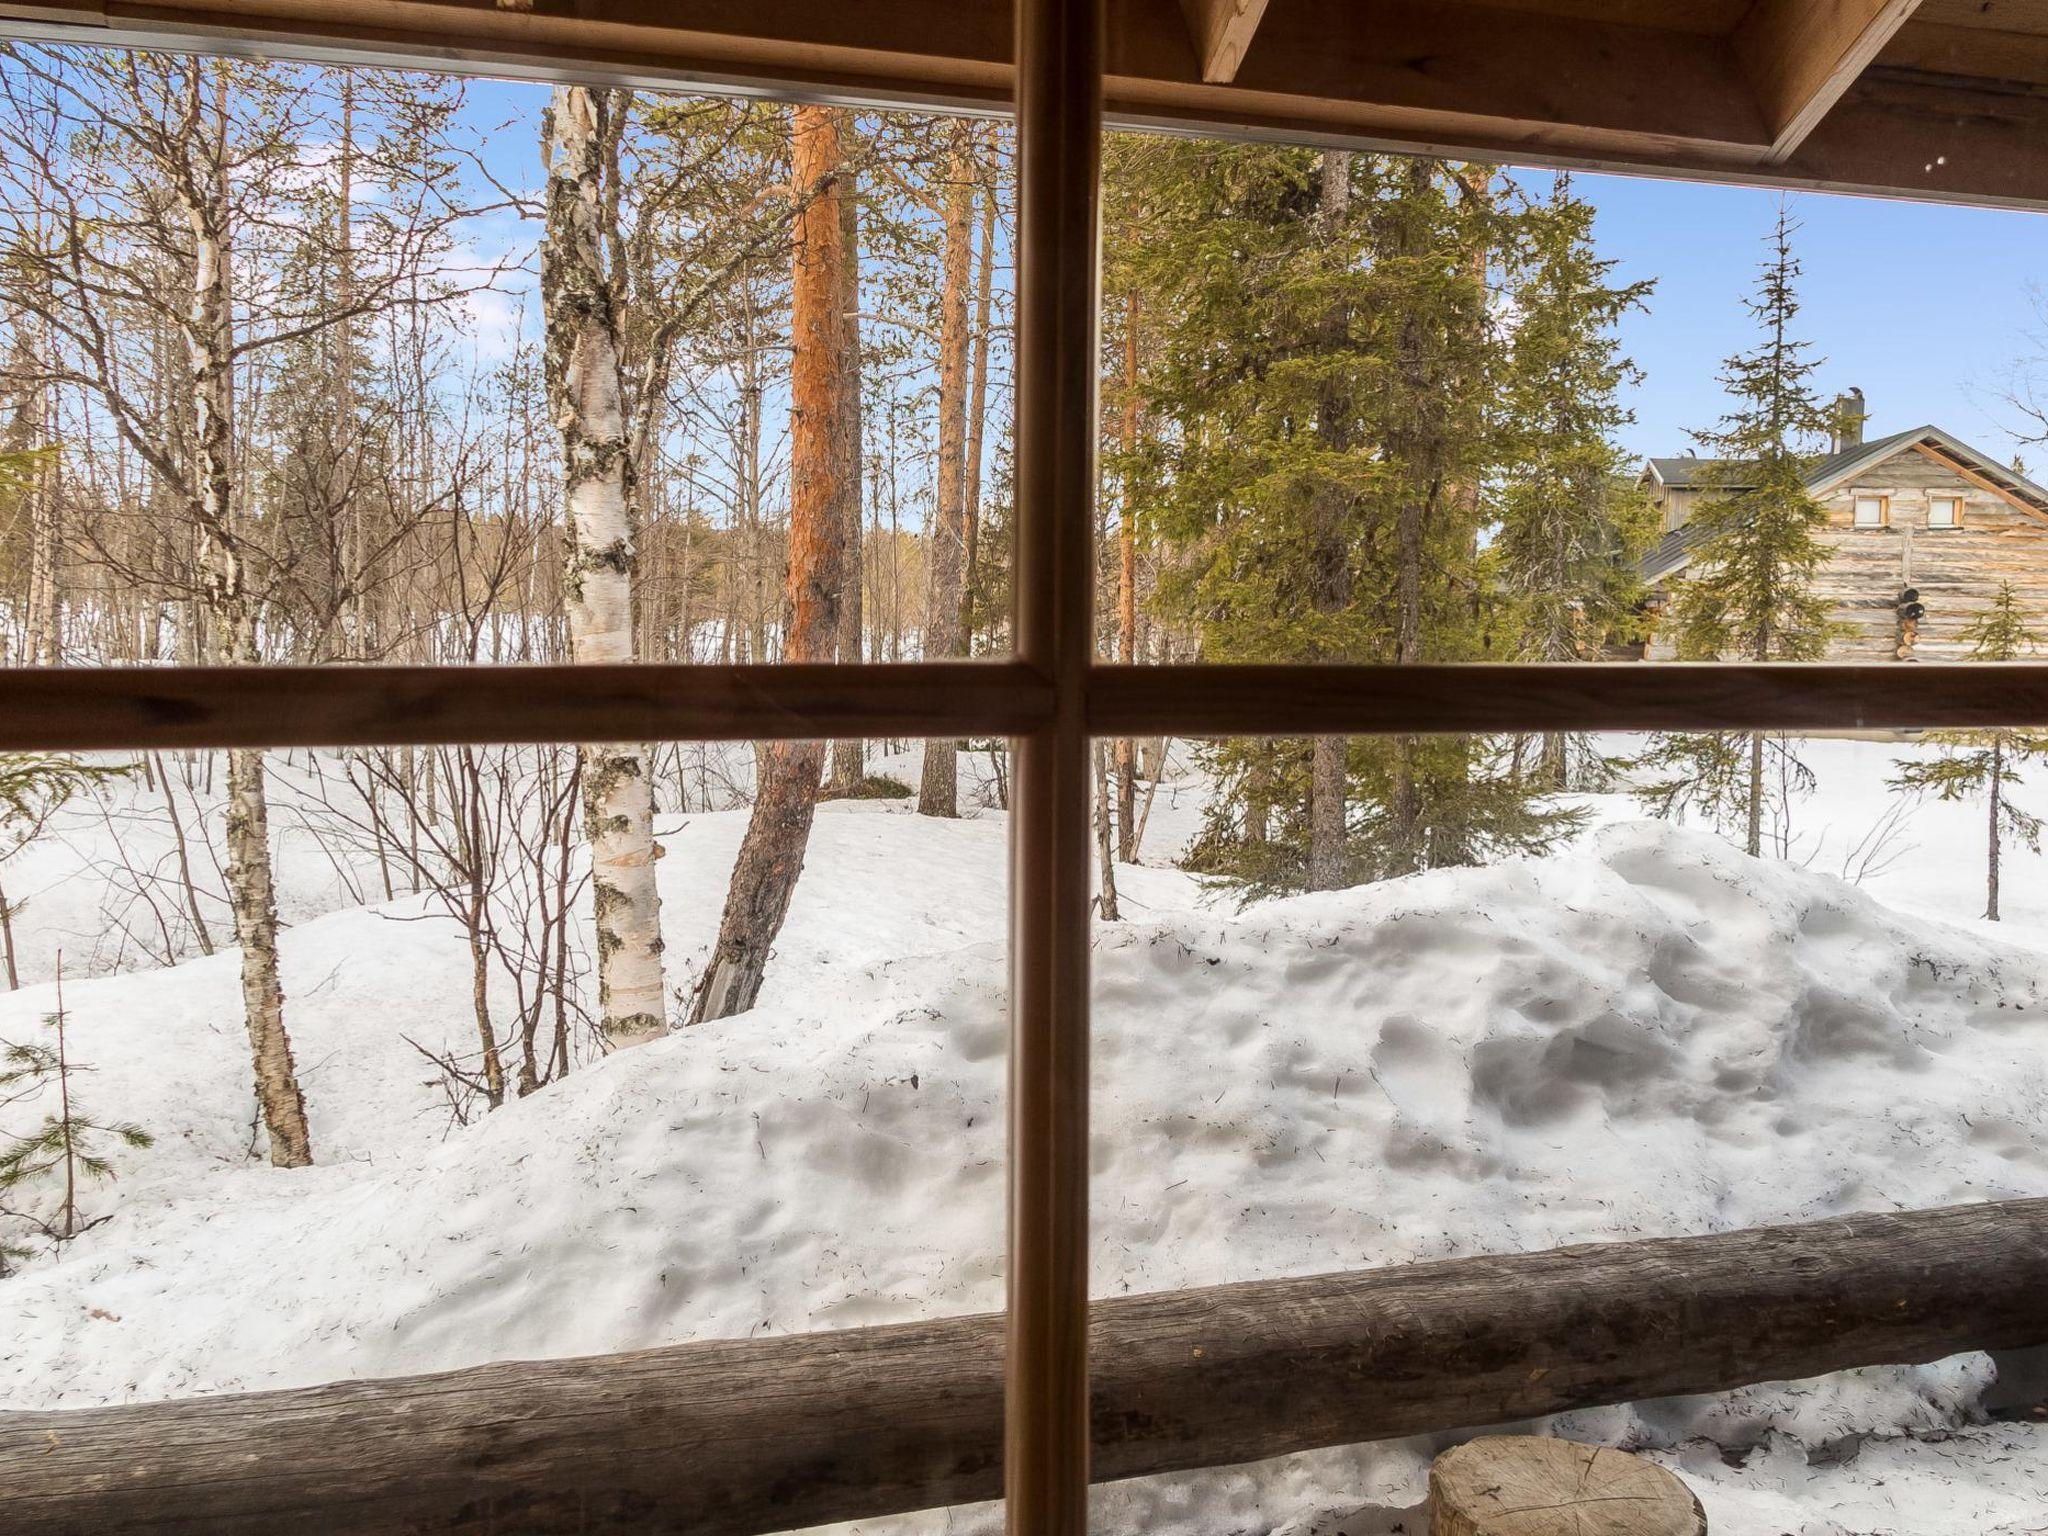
[1428,1436,1706,1536]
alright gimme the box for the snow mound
[6,815,2048,1535]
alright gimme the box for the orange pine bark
[692,105,850,1022]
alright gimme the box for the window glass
[1096,136,2048,669]
[0,731,1008,1513]
[1930,495,1963,528]
[0,48,1017,670]
[1090,726,2048,1533]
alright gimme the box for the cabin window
[1852,494,1889,528]
[1929,494,1964,529]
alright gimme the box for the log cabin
[1640,390,2048,660]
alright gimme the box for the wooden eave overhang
[12,0,2048,210]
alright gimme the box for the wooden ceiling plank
[1177,0,1269,83]
[1736,0,1927,161]
[1882,18,2048,86]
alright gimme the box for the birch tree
[541,84,668,1047]
[0,51,334,1164]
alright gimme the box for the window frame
[1851,490,1891,528]
[1928,491,1965,529]
[8,7,2048,1536]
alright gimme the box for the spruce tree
[1110,142,1577,896]
[1889,582,2048,920]
[1635,203,1835,856]
[1493,172,1656,789]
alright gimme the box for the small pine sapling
[1889,582,2048,920]
[0,958,151,1270]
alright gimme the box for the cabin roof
[1640,426,2048,580]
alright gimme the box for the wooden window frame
[11,5,2048,1535]
[1928,491,1965,529]
[1851,490,1890,528]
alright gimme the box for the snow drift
[5,806,2048,1533]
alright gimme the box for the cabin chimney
[1831,387,1867,454]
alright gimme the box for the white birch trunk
[542,85,667,1048]
[179,71,313,1166]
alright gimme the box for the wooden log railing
[3,1198,2044,1535]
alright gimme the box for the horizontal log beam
[3,1198,2044,1534]
[6,0,2048,205]
[1087,661,2048,736]
[8,660,2048,751]
[0,661,1054,750]
[0,0,1766,163]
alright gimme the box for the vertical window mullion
[1006,0,1103,1532]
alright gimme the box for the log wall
[1647,446,2048,669]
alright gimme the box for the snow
[5,738,2048,1534]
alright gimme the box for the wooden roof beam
[1177,0,1269,83]
[1735,0,1925,162]
[14,0,2048,207]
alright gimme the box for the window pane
[0,735,1008,1527]
[0,46,1015,668]
[1097,131,2048,667]
[1087,728,2048,1533]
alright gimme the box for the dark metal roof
[1643,426,1924,495]
[1641,518,1717,581]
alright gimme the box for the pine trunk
[1745,730,1765,858]
[1115,288,1141,859]
[543,85,667,1048]
[829,165,867,791]
[1095,739,1120,921]
[961,166,996,645]
[692,105,849,1023]
[1302,150,1368,897]
[1306,151,1355,891]
[916,128,976,819]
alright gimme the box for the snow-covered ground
[4,736,2048,1534]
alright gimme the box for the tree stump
[1428,1436,1706,1536]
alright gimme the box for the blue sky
[1574,170,2048,470]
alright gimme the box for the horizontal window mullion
[1086,663,2048,737]
[0,662,1054,751]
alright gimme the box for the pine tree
[1493,172,1656,789]
[0,961,151,1270]
[1890,582,2048,920]
[1635,203,1835,857]
[692,104,851,1021]
[1113,141,1578,896]
[916,120,979,819]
